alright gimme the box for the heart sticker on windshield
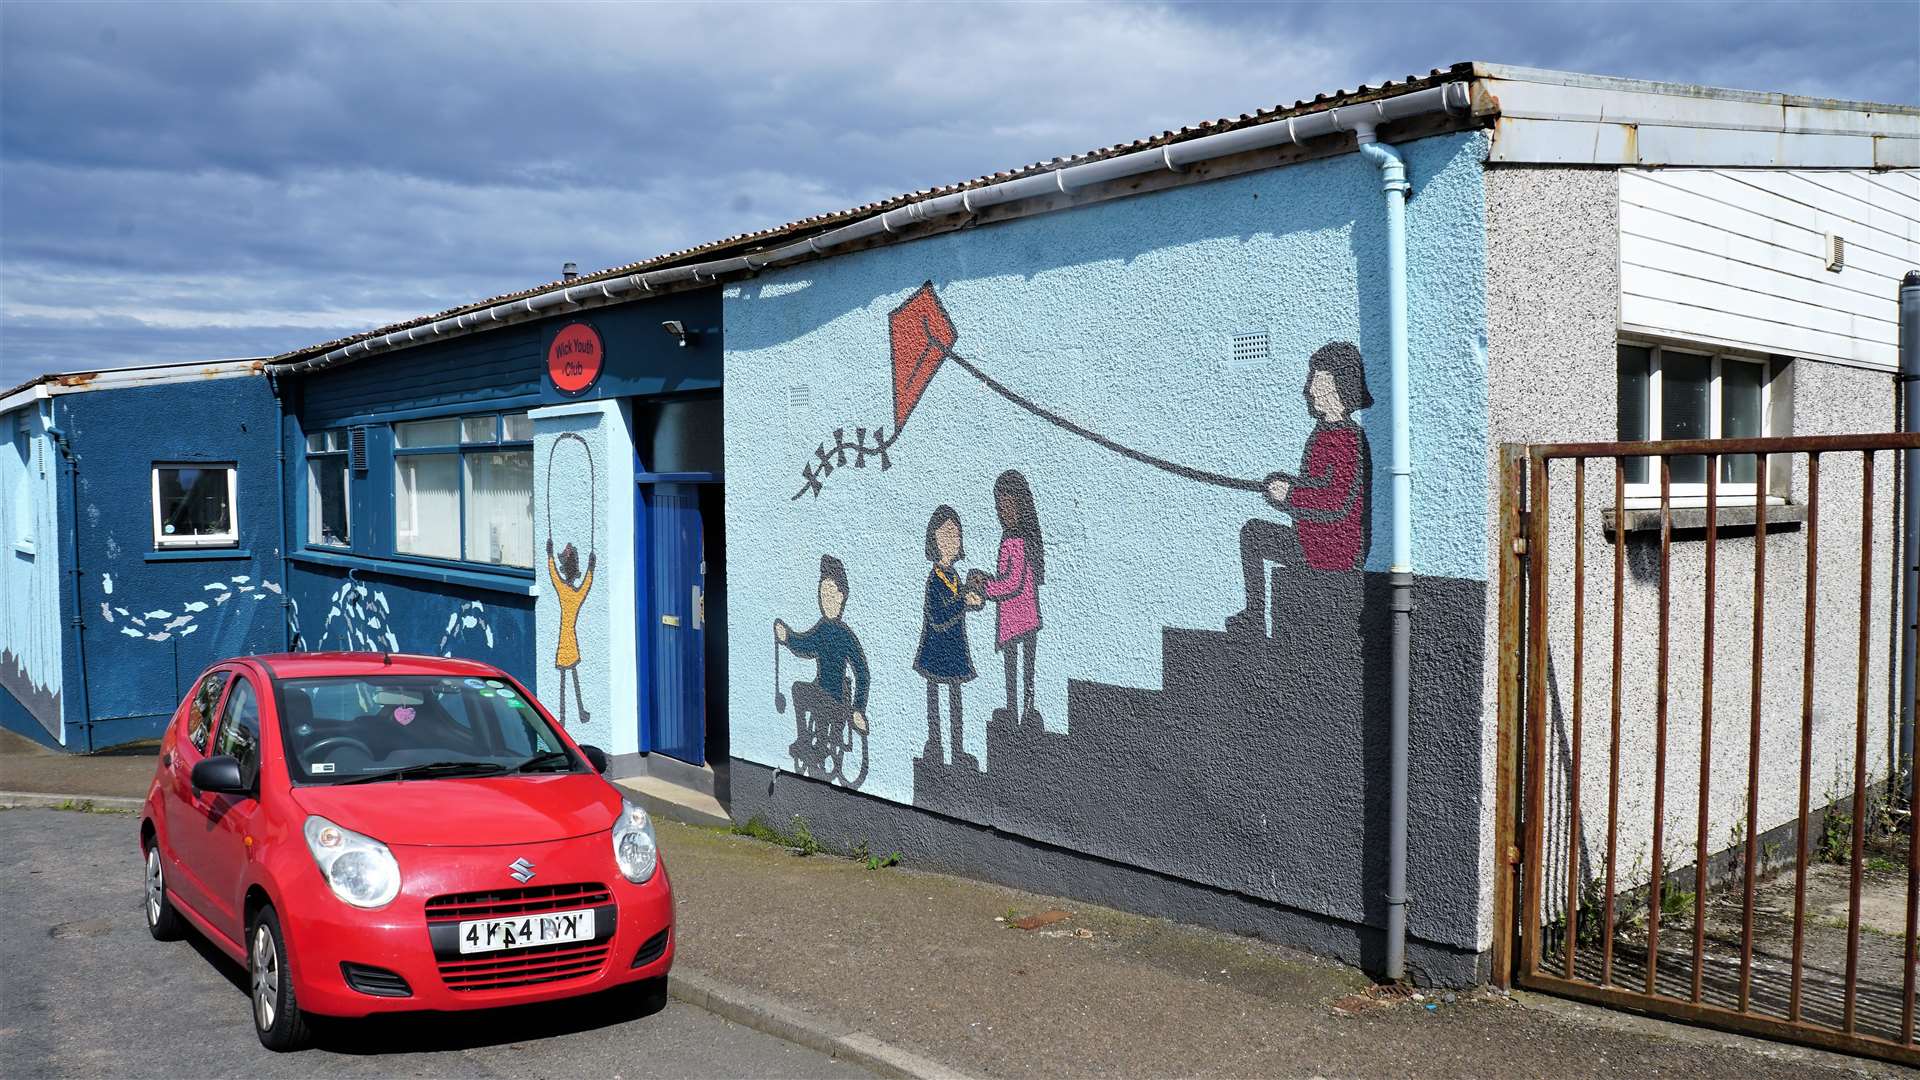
[394,706,416,725]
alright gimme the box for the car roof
[250,652,510,680]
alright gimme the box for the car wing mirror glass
[578,745,609,774]
[190,755,248,796]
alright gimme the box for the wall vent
[1229,330,1271,370]
[1824,233,1846,273]
[786,385,812,428]
[349,426,369,472]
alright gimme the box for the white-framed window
[304,429,351,548]
[151,463,239,548]
[393,411,532,568]
[1617,342,1775,505]
[11,415,32,552]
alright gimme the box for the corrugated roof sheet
[272,63,1476,363]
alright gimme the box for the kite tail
[791,424,903,500]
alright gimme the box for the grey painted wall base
[729,756,1489,988]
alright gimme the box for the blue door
[645,482,706,764]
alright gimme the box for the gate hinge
[1506,845,1521,866]
[1511,535,1528,557]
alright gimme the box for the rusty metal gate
[1492,433,1920,1066]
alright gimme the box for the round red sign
[547,322,604,394]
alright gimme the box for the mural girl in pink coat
[969,469,1045,727]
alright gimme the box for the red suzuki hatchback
[139,652,673,1050]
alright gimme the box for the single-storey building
[7,62,1918,992]
[0,360,286,749]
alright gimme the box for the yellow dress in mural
[549,558,593,670]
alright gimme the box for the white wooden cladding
[1619,168,1920,369]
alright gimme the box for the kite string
[938,345,1266,493]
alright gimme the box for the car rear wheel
[249,906,312,1052]
[143,843,184,941]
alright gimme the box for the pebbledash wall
[1,403,63,744]
[723,129,1495,982]
[1483,164,1909,938]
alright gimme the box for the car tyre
[249,906,312,1052]
[143,842,184,941]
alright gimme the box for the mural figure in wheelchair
[774,554,871,785]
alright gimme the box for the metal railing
[1494,432,1920,1066]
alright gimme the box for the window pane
[1721,360,1765,485]
[1661,351,1711,485]
[305,432,328,454]
[464,450,533,567]
[155,466,233,541]
[1617,345,1650,485]
[187,671,230,753]
[215,679,261,781]
[395,418,460,448]
[501,412,533,442]
[307,456,350,547]
[461,415,497,444]
[394,453,459,559]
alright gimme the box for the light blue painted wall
[0,403,64,741]
[723,131,1492,808]
[533,400,638,756]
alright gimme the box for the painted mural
[546,432,598,728]
[774,554,871,785]
[726,130,1494,965]
[287,578,499,656]
[0,405,63,742]
[98,571,284,643]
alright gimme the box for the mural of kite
[792,282,1273,500]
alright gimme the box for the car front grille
[424,881,616,992]
[437,939,612,992]
[423,881,613,922]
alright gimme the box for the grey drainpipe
[1900,271,1919,796]
[43,401,93,753]
[1353,122,1415,982]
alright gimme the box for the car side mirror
[578,745,608,774]
[191,755,249,796]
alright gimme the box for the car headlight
[303,815,401,908]
[612,800,658,884]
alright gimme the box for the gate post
[1490,443,1528,988]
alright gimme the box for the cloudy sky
[2,1,1914,387]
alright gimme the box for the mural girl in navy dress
[914,505,983,765]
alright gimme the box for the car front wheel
[249,906,312,1051]
[143,843,184,941]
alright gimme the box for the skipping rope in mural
[791,281,1285,502]
[546,431,597,728]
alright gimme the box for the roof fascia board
[2,360,266,410]
[0,382,53,416]
[1474,62,1920,118]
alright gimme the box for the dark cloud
[2,0,1913,388]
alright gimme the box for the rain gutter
[275,80,1474,375]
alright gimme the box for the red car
[138,652,673,1050]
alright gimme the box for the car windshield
[277,674,574,785]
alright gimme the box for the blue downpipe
[1357,129,1414,982]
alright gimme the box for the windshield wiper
[513,750,574,774]
[336,760,508,786]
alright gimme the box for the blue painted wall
[283,560,536,684]
[723,132,1494,959]
[56,375,288,749]
[0,402,64,744]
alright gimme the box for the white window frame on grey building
[1617,341,1778,507]
[150,463,239,549]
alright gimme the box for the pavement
[0,735,1903,1078]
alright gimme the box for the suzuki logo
[507,857,536,884]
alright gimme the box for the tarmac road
[0,807,873,1079]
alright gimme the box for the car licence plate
[457,909,595,954]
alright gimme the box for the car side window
[185,671,231,753]
[213,678,261,784]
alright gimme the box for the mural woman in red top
[1230,341,1373,633]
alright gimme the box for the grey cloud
[0,0,1911,383]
